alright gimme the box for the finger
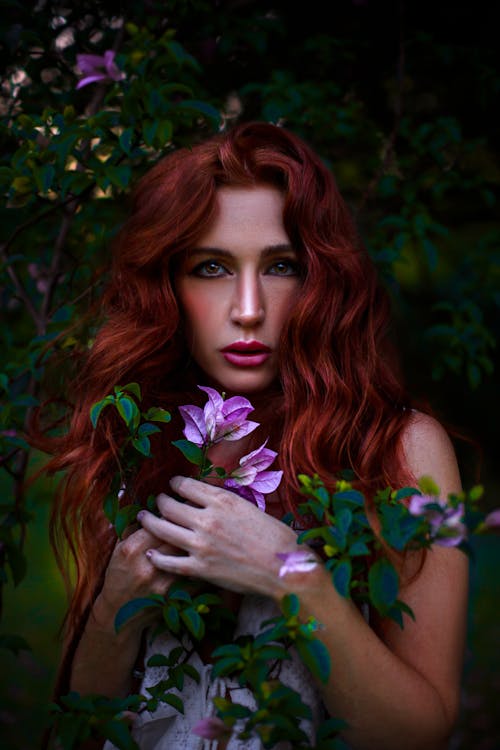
[138,509,195,551]
[146,548,195,578]
[156,493,202,527]
[169,475,226,507]
[121,522,140,540]
[116,526,170,552]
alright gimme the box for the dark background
[0,1,498,747]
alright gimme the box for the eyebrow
[188,243,297,259]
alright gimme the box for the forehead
[198,185,288,247]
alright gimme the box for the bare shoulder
[401,410,462,498]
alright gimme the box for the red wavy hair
[33,121,413,656]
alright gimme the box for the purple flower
[224,441,282,511]
[276,550,318,577]
[192,717,229,739]
[76,50,124,89]
[408,494,466,547]
[484,509,500,529]
[179,386,259,447]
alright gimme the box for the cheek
[271,283,301,328]
[178,287,221,340]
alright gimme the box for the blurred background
[0,1,498,748]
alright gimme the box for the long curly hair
[33,121,414,648]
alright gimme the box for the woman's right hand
[94,526,179,635]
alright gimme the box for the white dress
[104,594,326,750]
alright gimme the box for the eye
[191,260,229,277]
[267,259,300,276]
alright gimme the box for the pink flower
[484,509,500,529]
[179,386,259,447]
[76,50,124,89]
[224,441,282,511]
[408,494,466,547]
[276,550,318,577]
[192,716,230,739]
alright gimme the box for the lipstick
[221,340,271,367]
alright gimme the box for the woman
[42,121,468,749]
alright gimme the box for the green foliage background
[0,1,498,748]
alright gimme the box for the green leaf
[137,423,161,437]
[90,396,113,427]
[114,505,140,538]
[180,607,205,640]
[393,486,420,502]
[146,654,170,667]
[332,489,365,506]
[296,637,331,684]
[469,485,484,501]
[162,693,184,714]
[101,719,139,750]
[332,559,351,597]
[0,633,31,655]
[119,127,134,155]
[144,407,171,423]
[163,604,180,632]
[211,656,242,678]
[368,558,399,613]
[121,382,142,400]
[348,540,370,556]
[177,99,221,125]
[103,494,119,523]
[117,396,140,430]
[336,508,352,536]
[315,716,349,739]
[131,436,151,456]
[281,593,300,617]
[172,439,204,465]
[418,476,440,496]
[106,164,132,190]
[115,597,162,632]
[31,163,54,194]
[380,504,421,551]
[168,588,191,602]
[142,119,158,146]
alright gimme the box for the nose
[230,270,265,327]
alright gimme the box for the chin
[208,371,278,397]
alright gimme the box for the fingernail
[145,549,153,559]
[137,510,146,521]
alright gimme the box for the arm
[139,412,468,749]
[68,528,177,699]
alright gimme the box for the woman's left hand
[137,475,303,598]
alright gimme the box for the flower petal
[247,469,283,493]
[276,550,318,577]
[221,395,254,421]
[226,466,258,486]
[178,405,207,446]
[407,494,435,516]
[238,440,277,471]
[434,523,467,547]
[484,509,500,528]
[223,481,266,511]
[192,717,228,740]
[220,420,259,442]
[76,74,107,89]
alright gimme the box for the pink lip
[221,340,272,367]
[221,340,271,353]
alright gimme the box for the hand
[95,526,178,634]
[137,475,303,598]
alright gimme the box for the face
[175,185,302,394]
